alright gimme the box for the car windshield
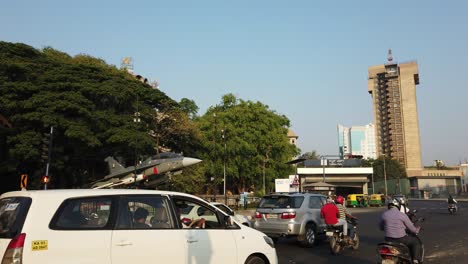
[0,197,32,238]
[258,196,304,209]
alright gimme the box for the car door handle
[115,241,133,246]
[187,239,198,243]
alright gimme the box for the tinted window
[116,196,174,230]
[0,197,32,238]
[309,196,324,209]
[51,197,114,230]
[258,196,304,209]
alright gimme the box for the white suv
[0,189,277,264]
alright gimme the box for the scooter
[326,218,359,255]
[376,210,424,264]
[448,204,457,215]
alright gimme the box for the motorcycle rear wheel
[351,233,359,250]
[329,235,342,255]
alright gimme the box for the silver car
[254,193,327,247]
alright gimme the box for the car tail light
[281,212,296,219]
[2,233,26,264]
[255,212,262,218]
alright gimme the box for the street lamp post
[222,129,227,204]
[263,159,265,194]
[133,95,141,189]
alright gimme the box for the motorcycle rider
[399,198,410,214]
[379,199,422,264]
[321,198,348,237]
[335,196,357,241]
[448,194,458,211]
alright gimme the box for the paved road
[275,200,468,264]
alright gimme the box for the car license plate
[266,214,277,219]
[381,259,395,264]
[326,231,334,236]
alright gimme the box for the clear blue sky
[2,0,467,166]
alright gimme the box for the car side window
[51,197,114,230]
[172,197,222,229]
[116,196,174,230]
[319,197,327,206]
[308,196,323,209]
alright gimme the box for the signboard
[327,159,344,166]
[275,175,300,193]
[275,179,290,193]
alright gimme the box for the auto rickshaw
[346,194,369,207]
[369,194,385,207]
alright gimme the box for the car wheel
[301,223,317,247]
[244,255,265,264]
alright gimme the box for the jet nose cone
[182,157,202,167]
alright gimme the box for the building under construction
[367,50,462,197]
[367,50,422,175]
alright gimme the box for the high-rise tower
[368,50,422,175]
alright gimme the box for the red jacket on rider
[321,203,339,225]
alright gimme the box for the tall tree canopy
[0,41,197,190]
[362,157,407,182]
[196,94,299,195]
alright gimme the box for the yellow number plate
[32,240,48,251]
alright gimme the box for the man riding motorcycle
[379,199,422,264]
[335,196,357,240]
[448,194,457,207]
[321,198,348,237]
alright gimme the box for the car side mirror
[224,214,233,227]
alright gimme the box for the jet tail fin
[104,156,126,178]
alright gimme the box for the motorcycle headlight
[263,236,275,248]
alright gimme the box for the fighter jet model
[88,153,202,189]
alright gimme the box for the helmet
[335,196,345,205]
[388,198,401,210]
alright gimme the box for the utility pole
[222,129,227,204]
[321,156,327,182]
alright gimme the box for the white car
[0,189,277,264]
[210,202,252,227]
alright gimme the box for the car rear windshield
[258,196,304,209]
[0,197,32,238]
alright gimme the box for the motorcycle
[376,210,424,264]
[326,218,359,255]
[448,204,457,215]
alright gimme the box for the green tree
[178,98,199,120]
[196,94,299,194]
[363,157,407,182]
[0,41,197,190]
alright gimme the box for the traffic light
[41,175,50,184]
